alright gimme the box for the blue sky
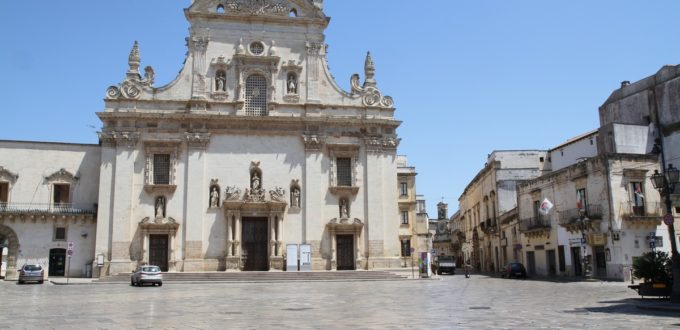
[1,1,679,214]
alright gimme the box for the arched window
[217,5,225,14]
[289,9,298,17]
[245,74,267,116]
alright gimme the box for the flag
[576,194,583,210]
[539,198,554,215]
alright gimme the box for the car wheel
[38,280,44,284]
[158,282,163,287]
[18,280,24,285]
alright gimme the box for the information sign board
[299,244,312,272]
[286,244,298,271]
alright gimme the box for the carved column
[142,231,149,264]
[190,36,209,100]
[277,215,284,257]
[169,233,177,272]
[235,215,242,257]
[331,230,337,271]
[305,42,323,102]
[226,214,233,257]
[269,215,276,258]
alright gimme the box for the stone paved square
[1,276,679,329]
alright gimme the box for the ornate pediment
[139,216,180,231]
[45,168,78,184]
[187,0,326,20]
[0,166,19,183]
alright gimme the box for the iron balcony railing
[0,202,96,215]
[620,201,662,218]
[519,217,551,232]
[558,204,603,226]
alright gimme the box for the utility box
[286,244,299,271]
[300,244,312,272]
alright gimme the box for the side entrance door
[594,246,607,278]
[49,248,66,276]
[546,249,557,275]
[149,235,169,272]
[571,247,582,276]
[242,218,269,271]
[336,235,355,270]
[526,251,536,276]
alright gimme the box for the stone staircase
[96,270,409,283]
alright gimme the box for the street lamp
[578,210,592,279]
[650,163,680,303]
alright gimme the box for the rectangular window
[0,182,8,204]
[53,184,70,205]
[401,239,411,257]
[336,158,352,186]
[533,200,542,220]
[55,227,66,241]
[630,181,644,216]
[153,154,171,185]
[401,211,409,225]
[400,182,408,197]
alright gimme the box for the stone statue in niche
[216,71,226,92]
[210,186,220,208]
[251,173,261,190]
[287,73,297,94]
[155,196,165,219]
[291,188,300,208]
[340,199,349,219]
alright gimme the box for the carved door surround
[223,199,286,271]
[142,140,182,194]
[326,218,364,270]
[139,217,179,272]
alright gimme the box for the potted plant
[632,251,672,297]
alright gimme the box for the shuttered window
[153,154,171,184]
[336,158,352,186]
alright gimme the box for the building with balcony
[459,150,548,272]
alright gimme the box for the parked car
[435,256,456,275]
[18,264,44,284]
[500,262,527,279]
[131,265,163,287]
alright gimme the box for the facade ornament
[269,40,278,57]
[184,132,211,149]
[350,52,394,108]
[236,38,245,55]
[106,41,155,100]
[210,186,220,208]
[100,131,140,148]
[0,166,19,183]
[340,199,349,219]
[225,186,242,201]
[190,36,209,52]
[155,196,166,219]
[45,168,78,184]
[302,134,324,151]
[269,187,286,202]
[225,0,290,16]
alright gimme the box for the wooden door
[336,235,355,270]
[49,248,66,276]
[571,247,582,276]
[149,235,169,272]
[242,218,269,271]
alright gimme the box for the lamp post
[650,163,680,303]
[578,210,592,279]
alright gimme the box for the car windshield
[438,257,454,262]
[23,265,42,271]
[142,266,160,272]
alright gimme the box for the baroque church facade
[0,0,404,279]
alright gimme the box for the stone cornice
[45,168,78,184]
[0,166,19,183]
[185,132,212,149]
[98,131,141,148]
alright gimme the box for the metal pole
[66,255,71,285]
[663,184,680,303]
[411,253,414,279]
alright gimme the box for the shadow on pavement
[562,297,680,317]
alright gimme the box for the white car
[130,265,163,287]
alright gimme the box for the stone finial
[363,51,376,88]
[620,80,630,88]
[128,41,141,73]
[269,40,278,56]
[236,38,245,55]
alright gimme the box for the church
[0,0,404,279]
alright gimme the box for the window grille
[245,75,268,116]
[249,42,264,55]
[154,154,171,184]
[55,227,66,241]
[53,184,70,205]
[401,239,411,257]
[336,158,352,186]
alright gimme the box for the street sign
[410,247,415,253]
[67,249,73,256]
[663,213,674,226]
[67,241,75,251]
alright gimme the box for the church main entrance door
[336,235,355,270]
[242,217,269,271]
[149,235,169,272]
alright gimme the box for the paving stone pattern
[1,275,679,329]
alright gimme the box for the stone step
[97,271,408,283]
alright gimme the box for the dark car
[435,256,456,275]
[18,264,44,284]
[500,262,527,279]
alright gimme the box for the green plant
[632,251,671,283]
